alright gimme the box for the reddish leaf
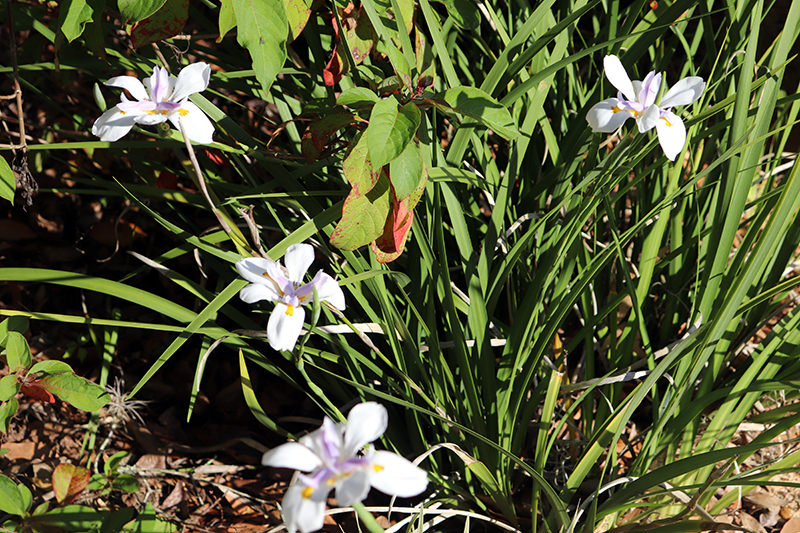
[371,165,427,263]
[300,112,355,161]
[52,463,90,504]
[130,0,189,49]
[20,381,55,404]
[324,4,374,86]
[156,171,178,190]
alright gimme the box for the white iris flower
[262,402,429,533]
[235,243,346,352]
[92,62,215,144]
[587,55,705,160]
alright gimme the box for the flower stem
[352,502,386,533]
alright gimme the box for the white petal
[655,110,686,161]
[308,271,346,310]
[343,402,388,457]
[283,243,315,284]
[636,105,660,133]
[282,482,329,533]
[262,442,323,471]
[586,98,630,132]
[369,450,428,498]
[133,111,169,126]
[104,76,149,101]
[300,418,344,460]
[236,257,275,284]
[603,55,636,102]
[170,62,211,102]
[239,283,281,304]
[148,66,171,103]
[335,469,371,506]
[660,76,705,108]
[268,303,305,351]
[91,107,137,142]
[169,102,214,144]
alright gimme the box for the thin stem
[177,116,233,235]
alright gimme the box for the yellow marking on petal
[611,106,622,113]
[178,108,190,116]
[285,305,294,317]
[302,486,314,499]
[373,464,385,473]
[145,110,156,115]
[661,116,673,127]
[119,111,127,115]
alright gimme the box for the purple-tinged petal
[638,71,661,107]
[117,100,157,114]
[262,442,323,471]
[309,271,346,310]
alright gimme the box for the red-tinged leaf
[300,112,355,160]
[371,164,427,263]
[323,46,344,87]
[331,172,392,250]
[285,0,312,41]
[130,0,189,49]
[156,171,178,190]
[20,381,55,404]
[52,464,90,504]
[203,149,228,167]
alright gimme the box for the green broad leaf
[231,0,288,95]
[29,360,74,376]
[384,44,412,91]
[389,140,423,200]
[87,473,106,491]
[58,0,96,42]
[5,332,31,373]
[337,87,380,109]
[0,155,15,205]
[331,172,391,250]
[366,97,420,168]
[373,0,413,34]
[0,316,29,346]
[0,474,25,516]
[438,86,519,140]
[133,503,177,532]
[0,398,18,434]
[217,0,236,42]
[37,373,110,412]
[284,0,311,41]
[441,0,480,29]
[130,0,189,49]
[27,504,108,531]
[0,375,19,402]
[111,474,140,493]
[17,484,32,516]
[52,464,90,504]
[117,0,167,22]
[104,451,130,477]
